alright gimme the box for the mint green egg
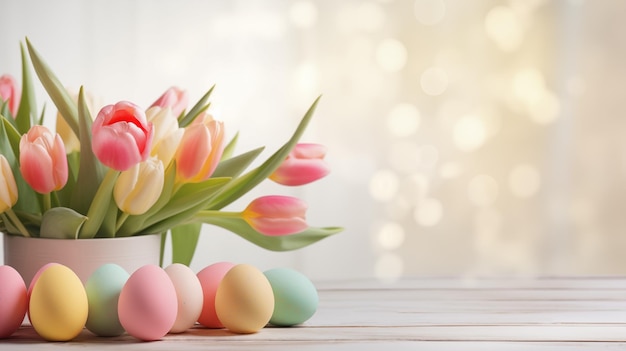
[264,268,318,327]
[85,264,129,336]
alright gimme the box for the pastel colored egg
[264,268,319,326]
[0,266,27,338]
[165,264,203,333]
[215,264,274,334]
[118,264,178,341]
[196,262,235,328]
[85,264,130,336]
[28,262,59,297]
[29,264,88,341]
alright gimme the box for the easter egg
[0,266,27,338]
[264,268,319,326]
[215,264,274,334]
[165,264,203,333]
[196,262,234,328]
[29,264,88,341]
[85,264,130,336]
[118,264,177,341]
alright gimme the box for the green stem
[116,212,130,233]
[191,210,241,221]
[5,209,30,237]
[43,193,51,212]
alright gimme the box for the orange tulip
[174,113,225,183]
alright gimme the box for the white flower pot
[3,234,161,285]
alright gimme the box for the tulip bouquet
[0,39,341,265]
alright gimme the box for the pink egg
[196,262,235,328]
[0,266,27,338]
[118,265,178,341]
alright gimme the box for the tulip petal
[242,196,308,236]
[92,101,153,171]
[269,143,330,186]
[19,126,67,194]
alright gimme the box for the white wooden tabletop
[3,277,626,350]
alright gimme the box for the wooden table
[3,277,626,350]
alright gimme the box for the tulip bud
[146,106,184,167]
[269,143,330,186]
[175,113,225,183]
[114,158,164,215]
[92,101,153,171]
[0,74,20,117]
[19,125,68,194]
[149,87,188,118]
[242,196,308,236]
[0,155,18,213]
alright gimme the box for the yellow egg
[215,264,274,334]
[29,264,88,341]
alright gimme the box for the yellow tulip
[146,106,184,167]
[0,155,18,213]
[113,157,164,215]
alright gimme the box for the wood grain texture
[2,277,626,350]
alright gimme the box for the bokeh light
[453,115,487,152]
[387,103,421,137]
[376,38,408,72]
[414,198,443,227]
[376,222,406,250]
[484,6,524,52]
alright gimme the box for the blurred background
[2,0,625,281]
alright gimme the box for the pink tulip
[0,74,20,117]
[269,143,330,186]
[175,113,225,183]
[92,101,153,171]
[242,195,308,236]
[150,87,189,118]
[19,126,68,194]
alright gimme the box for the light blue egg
[264,268,318,327]
[85,263,130,336]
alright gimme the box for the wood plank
[3,277,626,349]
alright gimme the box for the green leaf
[96,199,118,238]
[1,116,21,156]
[79,169,119,238]
[212,147,264,178]
[25,37,79,137]
[178,85,214,127]
[141,177,230,230]
[39,207,87,239]
[221,132,239,161]
[170,222,202,266]
[206,96,321,210]
[15,43,38,134]
[199,215,342,251]
[70,87,105,214]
